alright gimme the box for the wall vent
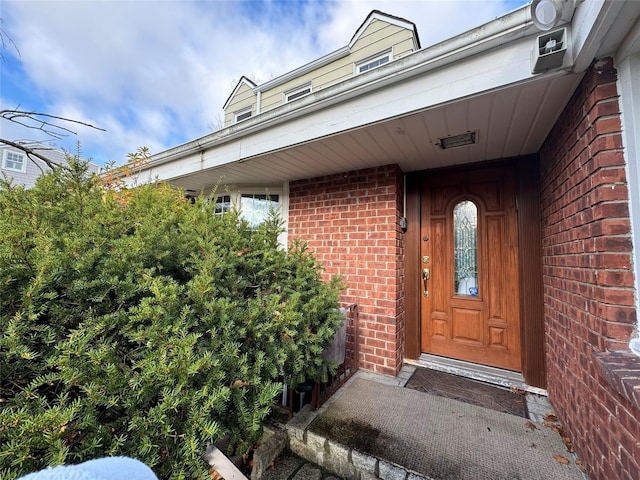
[531,27,568,74]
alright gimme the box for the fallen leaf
[543,413,574,452]
[525,421,537,431]
[510,386,527,396]
[553,454,570,465]
[544,413,562,433]
[209,467,224,480]
[561,433,575,453]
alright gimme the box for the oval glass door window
[453,200,478,296]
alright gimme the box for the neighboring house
[131,3,640,479]
[0,142,101,188]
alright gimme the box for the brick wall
[288,165,404,376]
[539,57,640,480]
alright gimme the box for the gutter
[144,4,563,169]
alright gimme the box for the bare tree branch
[0,138,64,170]
[0,18,20,61]
[1,109,106,140]
[1,109,107,170]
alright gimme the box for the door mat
[405,367,528,418]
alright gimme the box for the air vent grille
[531,27,568,74]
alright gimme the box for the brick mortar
[289,165,405,376]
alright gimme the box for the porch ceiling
[169,72,581,193]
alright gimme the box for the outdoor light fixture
[531,0,578,31]
[438,131,477,150]
[531,0,561,31]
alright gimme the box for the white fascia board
[570,0,627,72]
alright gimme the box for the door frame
[404,156,546,388]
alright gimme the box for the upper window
[285,84,312,103]
[356,50,391,74]
[2,150,26,173]
[235,108,252,123]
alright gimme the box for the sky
[1,0,529,167]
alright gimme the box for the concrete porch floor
[260,367,588,480]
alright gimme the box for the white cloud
[2,0,525,166]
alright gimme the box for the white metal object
[532,27,568,73]
[532,0,561,31]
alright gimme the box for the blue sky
[1,0,528,166]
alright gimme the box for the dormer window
[356,50,392,74]
[285,84,312,102]
[235,108,252,123]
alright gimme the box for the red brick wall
[540,57,640,480]
[288,165,405,376]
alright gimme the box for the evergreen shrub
[0,158,343,479]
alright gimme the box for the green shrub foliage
[0,158,343,479]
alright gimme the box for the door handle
[422,268,430,297]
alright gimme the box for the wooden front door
[420,166,521,371]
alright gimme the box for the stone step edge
[254,406,435,480]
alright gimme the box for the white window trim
[284,83,312,103]
[617,52,640,356]
[234,107,252,123]
[355,49,392,75]
[2,150,27,173]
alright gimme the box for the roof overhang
[132,1,639,193]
